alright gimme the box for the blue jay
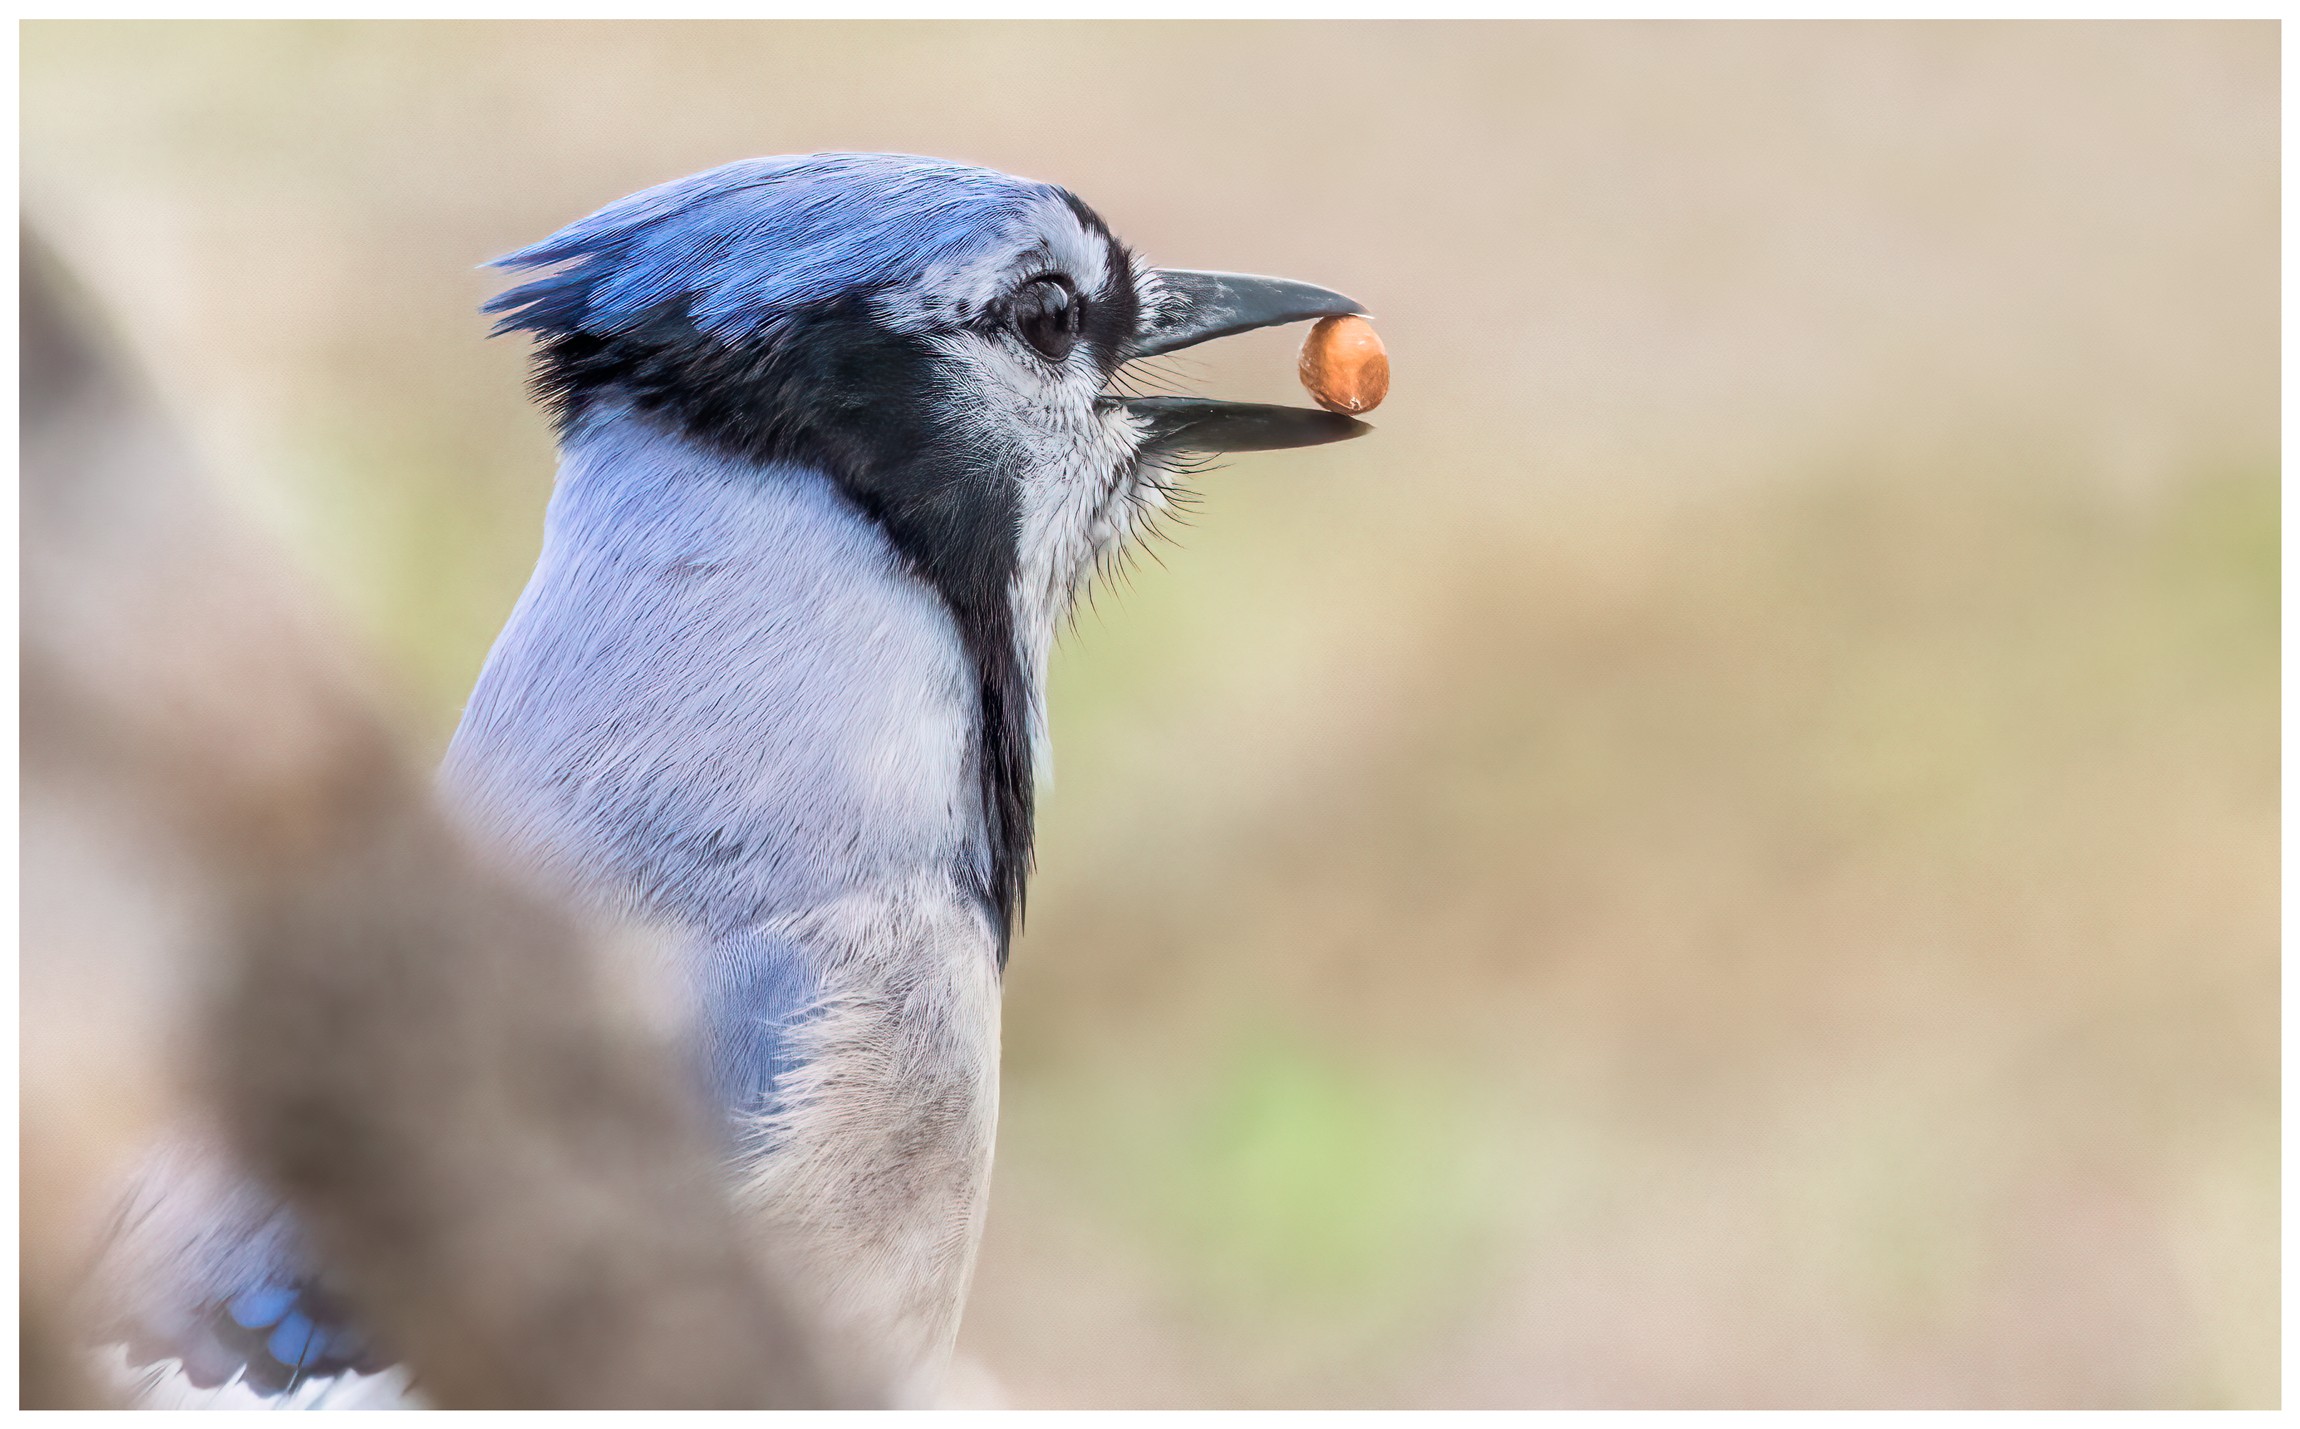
[93,152,1368,1405]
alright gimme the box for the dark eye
[1010,276,1080,363]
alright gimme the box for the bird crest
[484,153,1073,345]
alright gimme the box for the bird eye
[1010,276,1079,363]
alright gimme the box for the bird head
[483,153,1371,946]
[486,152,1367,642]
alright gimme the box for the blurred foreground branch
[21,229,851,1408]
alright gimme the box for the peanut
[1298,314,1388,415]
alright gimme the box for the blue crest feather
[483,153,1063,343]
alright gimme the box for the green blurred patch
[2151,466,2279,673]
[270,420,548,746]
[1078,1024,1522,1347]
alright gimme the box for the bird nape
[92,152,1373,1406]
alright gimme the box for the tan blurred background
[22,20,2277,1408]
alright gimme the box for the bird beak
[1117,396,1368,454]
[1128,270,1367,360]
[1113,269,1373,455]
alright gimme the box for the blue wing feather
[695,927,826,1154]
[96,1142,382,1396]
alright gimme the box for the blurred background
[22,20,2277,1408]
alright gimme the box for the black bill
[1115,268,1373,456]
[1127,269,1368,360]
[1115,396,1368,455]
